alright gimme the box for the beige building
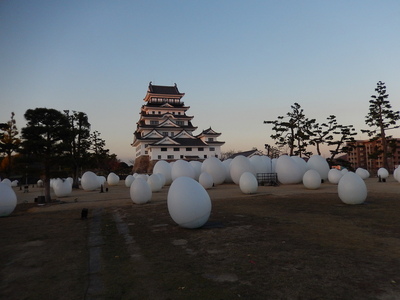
[347,138,400,173]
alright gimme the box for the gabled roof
[228,149,264,159]
[148,82,184,95]
[158,118,180,128]
[142,130,164,139]
[153,136,180,145]
[174,130,195,139]
[197,127,221,137]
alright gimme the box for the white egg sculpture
[230,155,256,185]
[81,171,100,191]
[341,168,349,174]
[147,173,163,192]
[171,160,195,181]
[291,156,309,175]
[107,172,120,185]
[394,167,400,182]
[167,177,212,229]
[249,155,268,174]
[11,180,18,187]
[130,177,152,204]
[201,157,226,185]
[222,159,233,183]
[260,156,273,173]
[356,168,370,180]
[156,173,166,187]
[189,161,203,181]
[153,160,172,185]
[328,169,343,184]
[53,179,72,197]
[338,172,367,205]
[275,155,303,184]
[307,155,330,181]
[1,178,12,187]
[199,172,214,189]
[125,175,134,187]
[303,169,321,190]
[239,172,258,194]
[377,168,389,179]
[37,179,44,187]
[0,182,17,217]
[271,158,278,173]
[97,176,107,186]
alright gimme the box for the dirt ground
[1,177,400,300]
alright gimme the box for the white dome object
[338,172,367,205]
[189,161,203,181]
[167,177,211,229]
[249,155,268,174]
[155,173,166,187]
[394,167,400,182]
[125,175,134,187]
[1,178,12,187]
[303,169,321,190]
[147,173,163,192]
[271,158,278,173]
[230,155,256,185]
[53,179,72,197]
[377,168,389,179]
[328,169,343,184]
[107,172,120,185]
[130,177,152,204]
[81,171,100,191]
[97,176,107,185]
[199,172,214,189]
[307,155,330,180]
[291,156,309,175]
[0,182,17,217]
[66,177,74,186]
[11,180,18,187]
[171,160,195,181]
[275,155,303,184]
[153,160,172,185]
[222,159,233,183]
[37,179,44,187]
[239,172,258,194]
[356,168,370,180]
[341,168,349,174]
[201,157,226,185]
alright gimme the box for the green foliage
[362,81,400,170]
[0,112,21,176]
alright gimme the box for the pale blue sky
[1,0,399,162]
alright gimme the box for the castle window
[198,148,204,151]
[208,138,214,142]
[150,121,158,125]
[186,148,192,151]
[167,155,174,159]
[210,147,215,151]
[161,148,167,152]
[174,148,180,151]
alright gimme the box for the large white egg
[338,172,367,205]
[81,171,100,191]
[356,168,370,180]
[394,167,400,182]
[249,155,269,174]
[171,160,195,181]
[147,173,163,192]
[37,179,44,187]
[1,178,12,187]
[107,172,120,185]
[377,168,389,179]
[153,160,172,185]
[167,177,211,229]
[303,169,321,190]
[328,169,343,184]
[53,179,72,197]
[125,175,134,187]
[239,172,258,194]
[260,156,273,173]
[222,159,233,183]
[230,155,256,185]
[0,182,17,217]
[307,155,330,180]
[201,157,226,185]
[11,180,18,187]
[275,155,303,184]
[189,161,203,181]
[199,172,214,189]
[291,156,309,175]
[97,176,107,186]
[130,177,152,204]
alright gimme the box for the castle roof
[147,82,184,96]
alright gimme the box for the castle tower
[131,82,224,164]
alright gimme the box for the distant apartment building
[346,138,400,173]
[131,82,225,163]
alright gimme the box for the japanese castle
[132,82,225,163]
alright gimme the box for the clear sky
[1,0,399,163]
